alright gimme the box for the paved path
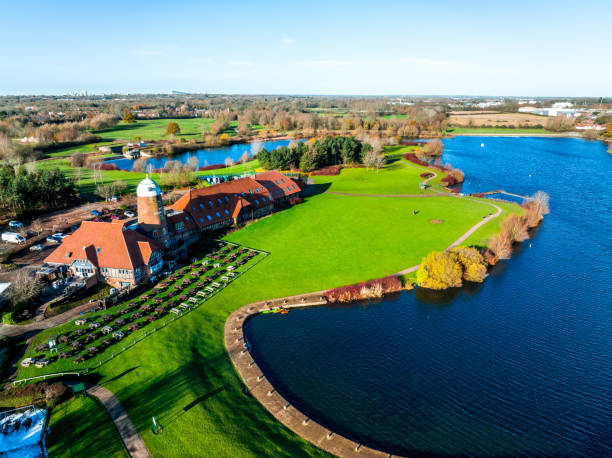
[82,383,151,458]
[0,302,95,337]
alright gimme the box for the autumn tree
[166,122,180,135]
[424,139,444,157]
[417,251,463,290]
[121,109,135,124]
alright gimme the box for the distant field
[448,127,550,135]
[94,118,217,142]
[448,111,547,128]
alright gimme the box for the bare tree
[9,272,42,310]
[186,156,199,172]
[239,152,250,164]
[224,157,234,167]
[31,219,44,235]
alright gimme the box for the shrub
[99,163,119,171]
[199,164,225,171]
[0,382,66,408]
[502,214,529,242]
[325,276,402,303]
[489,231,513,260]
[310,165,343,176]
[417,251,464,289]
[451,246,488,283]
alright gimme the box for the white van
[2,232,25,244]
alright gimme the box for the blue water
[108,139,296,171]
[244,137,612,456]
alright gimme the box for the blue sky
[1,0,610,96]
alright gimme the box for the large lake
[244,137,612,456]
[108,139,297,171]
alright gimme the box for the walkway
[0,302,95,338]
[65,382,151,458]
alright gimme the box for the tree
[363,150,379,170]
[96,183,115,201]
[451,247,487,283]
[417,251,463,290]
[9,272,42,311]
[545,115,573,132]
[166,122,180,135]
[70,152,86,167]
[424,139,444,157]
[186,156,199,171]
[31,218,44,235]
[224,157,234,167]
[374,153,387,172]
[121,109,135,124]
[239,152,250,164]
[299,150,317,172]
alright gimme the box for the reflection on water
[244,137,612,456]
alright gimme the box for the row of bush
[489,191,550,260]
[403,153,465,186]
[325,276,403,303]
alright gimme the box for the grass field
[94,118,218,142]
[47,395,128,458]
[22,156,523,456]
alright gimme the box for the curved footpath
[64,381,151,458]
[0,302,95,338]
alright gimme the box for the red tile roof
[170,172,301,229]
[45,220,160,270]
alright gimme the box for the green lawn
[36,158,147,195]
[94,118,217,142]
[447,127,550,135]
[46,142,115,158]
[47,395,128,458]
[17,160,523,457]
[47,284,111,317]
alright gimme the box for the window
[217,198,222,204]
[255,187,259,192]
[200,203,205,209]
[224,196,230,202]
[292,185,296,190]
[216,212,221,217]
[249,189,252,194]
[207,215,212,221]
[191,206,196,212]
[208,200,214,207]
[281,178,285,183]
[241,192,245,196]
[255,200,259,205]
[152,230,158,238]
[224,209,229,215]
[199,217,204,223]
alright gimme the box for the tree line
[257,136,376,172]
[0,165,78,217]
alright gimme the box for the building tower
[136,176,169,248]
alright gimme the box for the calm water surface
[108,139,296,171]
[244,137,612,456]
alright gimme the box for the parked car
[110,215,120,220]
[124,210,136,218]
[52,233,67,241]
[8,221,23,229]
[110,196,119,202]
[92,218,103,222]
[101,208,110,214]
[2,232,25,244]
[29,244,45,251]
[46,236,59,243]
[90,209,101,216]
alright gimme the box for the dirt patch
[429,219,444,224]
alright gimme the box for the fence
[13,242,270,386]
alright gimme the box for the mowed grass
[94,118,217,142]
[32,162,523,457]
[47,395,128,458]
[36,158,147,195]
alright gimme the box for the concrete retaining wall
[224,292,398,458]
